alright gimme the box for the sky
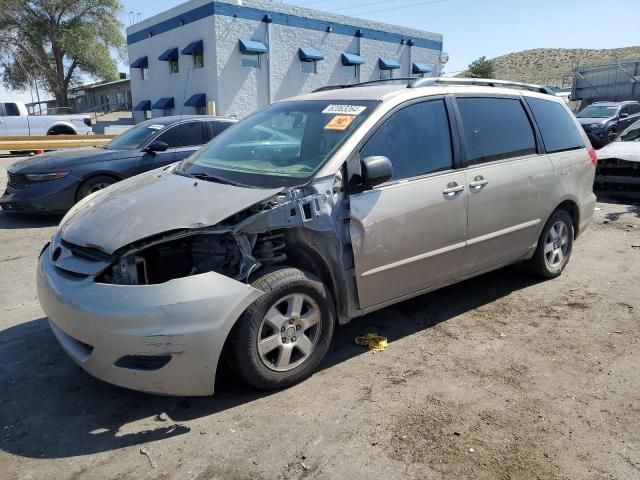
[3,0,639,103]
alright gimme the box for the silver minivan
[37,78,597,396]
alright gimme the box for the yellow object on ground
[355,333,388,352]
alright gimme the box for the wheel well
[75,173,121,201]
[47,125,76,135]
[555,200,580,237]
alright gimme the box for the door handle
[469,176,488,190]
[443,182,465,197]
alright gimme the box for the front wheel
[76,175,116,200]
[227,268,335,390]
[527,209,574,278]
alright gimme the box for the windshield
[576,105,619,119]
[616,120,640,142]
[176,100,378,188]
[105,120,169,150]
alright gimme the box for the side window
[631,104,640,115]
[457,97,536,165]
[525,97,585,153]
[156,122,204,148]
[4,103,21,116]
[360,100,453,181]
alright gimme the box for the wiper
[188,172,236,185]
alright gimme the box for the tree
[467,56,495,79]
[0,0,125,108]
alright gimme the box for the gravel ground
[1,154,639,480]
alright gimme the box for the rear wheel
[228,267,335,390]
[76,175,116,200]
[528,209,574,278]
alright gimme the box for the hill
[463,47,640,86]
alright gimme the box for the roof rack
[312,77,425,93]
[408,77,556,95]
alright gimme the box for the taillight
[84,117,92,127]
[587,146,597,167]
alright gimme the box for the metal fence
[573,58,640,106]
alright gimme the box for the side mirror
[619,112,629,119]
[145,140,168,153]
[361,155,393,188]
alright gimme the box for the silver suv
[37,78,597,396]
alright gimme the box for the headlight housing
[25,172,69,182]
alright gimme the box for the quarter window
[361,100,453,181]
[525,97,585,153]
[4,103,20,116]
[457,97,536,165]
[156,122,204,148]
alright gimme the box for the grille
[60,239,113,262]
[7,172,26,190]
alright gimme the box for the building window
[380,69,394,80]
[242,53,260,69]
[343,64,358,79]
[300,60,317,74]
[195,105,206,115]
[144,110,152,120]
[193,52,204,69]
[141,67,149,80]
[169,59,179,74]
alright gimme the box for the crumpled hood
[60,169,283,254]
[8,147,133,173]
[597,141,640,163]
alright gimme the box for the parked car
[0,101,92,136]
[594,119,640,189]
[0,116,235,213]
[36,78,597,396]
[575,100,640,148]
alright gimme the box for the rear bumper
[37,244,263,396]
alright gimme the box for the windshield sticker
[322,105,367,116]
[148,124,165,130]
[324,115,356,131]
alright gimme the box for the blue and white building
[126,0,444,122]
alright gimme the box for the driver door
[348,99,468,310]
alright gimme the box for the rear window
[4,103,20,116]
[457,97,537,165]
[526,97,585,153]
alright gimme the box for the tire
[227,267,335,390]
[76,175,117,200]
[527,209,574,279]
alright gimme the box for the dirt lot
[1,154,639,480]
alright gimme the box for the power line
[333,0,421,13]
[349,0,447,16]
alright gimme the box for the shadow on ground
[0,266,540,459]
[0,212,61,230]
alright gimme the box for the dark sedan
[0,115,235,214]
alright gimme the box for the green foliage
[0,0,125,106]
[467,56,495,79]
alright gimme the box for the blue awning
[181,40,203,55]
[412,62,432,74]
[152,97,175,110]
[379,58,400,70]
[185,93,206,107]
[134,100,151,111]
[130,56,148,68]
[239,39,268,54]
[158,48,179,61]
[299,47,324,62]
[341,53,364,66]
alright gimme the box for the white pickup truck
[0,101,92,136]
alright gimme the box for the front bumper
[1,175,79,214]
[37,245,263,396]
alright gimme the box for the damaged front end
[92,179,359,323]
